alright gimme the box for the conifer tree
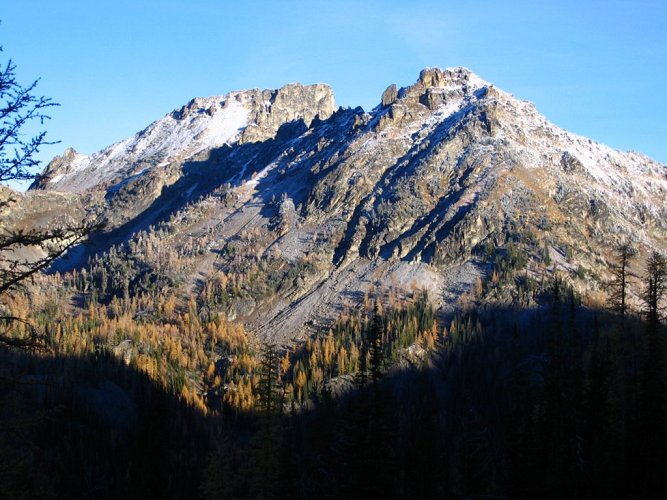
[0,46,98,348]
[369,301,385,384]
[641,251,666,332]
[254,343,283,498]
[608,242,635,322]
[636,250,666,494]
[355,338,368,387]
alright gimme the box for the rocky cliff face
[25,67,667,341]
[303,68,666,266]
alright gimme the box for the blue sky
[3,0,666,186]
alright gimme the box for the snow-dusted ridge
[41,92,252,192]
[36,83,336,193]
[34,66,665,241]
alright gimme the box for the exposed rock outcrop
[381,84,398,107]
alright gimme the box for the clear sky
[3,0,666,187]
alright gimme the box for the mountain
[26,67,667,342]
[4,66,667,499]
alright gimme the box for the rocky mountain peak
[30,147,87,188]
[376,67,490,117]
[418,67,449,87]
[33,82,335,192]
[239,83,335,144]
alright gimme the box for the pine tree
[582,314,620,497]
[608,242,635,322]
[355,339,368,387]
[253,343,283,498]
[641,251,666,332]
[636,251,667,495]
[368,301,385,384]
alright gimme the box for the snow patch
[204,99,248,146]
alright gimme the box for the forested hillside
[1,246,665,498]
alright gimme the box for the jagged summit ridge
[32,67,667,249]
[33,68,493,194]
[34,83,335,192]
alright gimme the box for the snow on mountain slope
[38,94,249,192]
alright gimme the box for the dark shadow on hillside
[222,303,667,498]
[0,348,214,499]
[2,303,666,499]
[255,304,665,500]
[0,339,307,498]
